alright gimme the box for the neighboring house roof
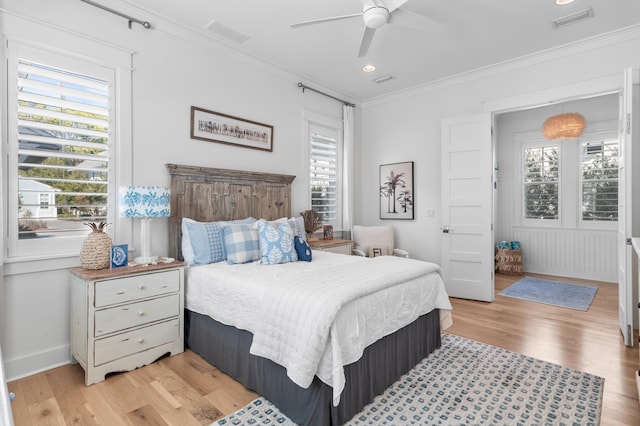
[18,178,60,192]
[18,125,62,168]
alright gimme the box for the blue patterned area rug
[500,276,598,311]
[212,334,604,425]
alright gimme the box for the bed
[166,164,452,425]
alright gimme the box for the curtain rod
[298,82,355,108]
[80,0,151,29]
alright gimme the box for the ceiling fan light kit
[542,113,586,140]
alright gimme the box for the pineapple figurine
[80,221,112,270]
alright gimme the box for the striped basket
[495,249,523,275]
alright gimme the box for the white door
[618,67,639,347]
[441,114,494,301]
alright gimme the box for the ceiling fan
[290,0,441,58]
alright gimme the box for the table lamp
[119,186,170,264]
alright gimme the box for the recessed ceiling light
[555,0,576,5]
[362,64,376,73]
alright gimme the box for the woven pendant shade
[542,113,586,140]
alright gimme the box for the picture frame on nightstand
[323,225,333,240]
[110,244,128,268]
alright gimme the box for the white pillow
[288,216,307,242]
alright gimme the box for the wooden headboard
[166,163,296,260]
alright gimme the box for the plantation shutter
[16,59,110,239]
[309,123,339,223]
[581,140,619,221]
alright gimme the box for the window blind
[17,60,110,239]
[309,125,338,223]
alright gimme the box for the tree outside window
[523,145,559,220]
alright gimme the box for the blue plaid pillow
[184,220,225,265]
[182,217,256,264]
[223,224,260,264]
[257,220,298,265]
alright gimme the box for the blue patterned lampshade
[119,186,170,264]
[119,186,170,218]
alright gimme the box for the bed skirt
[185,309,441,426]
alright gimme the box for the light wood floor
[8,273,640,425]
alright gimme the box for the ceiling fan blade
[379,0,408,13]
[290,13,362,29]
[358,26,376,58]
[390,7,448,33]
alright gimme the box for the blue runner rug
[500,276,598,311]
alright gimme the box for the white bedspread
[185,251,452,405]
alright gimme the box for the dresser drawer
[94,294,180,337]
[94,318,180,366]
[94,270,180,307]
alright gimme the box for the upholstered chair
[351,225,409,258]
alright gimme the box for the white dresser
[70,262,185,386]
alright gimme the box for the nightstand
[69,262,185,386]
[309,238,352,255]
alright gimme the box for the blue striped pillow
[184,221,225,265]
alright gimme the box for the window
[523,144,559,220]
[6,41,118,258]
[39,194,50,209]
[307,119,342,229]
[581,139,618,221]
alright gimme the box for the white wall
[0,0,353,380]
[357,28,640,269]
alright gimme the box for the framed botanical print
[379,161,414,220]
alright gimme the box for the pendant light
[542,112,586,140]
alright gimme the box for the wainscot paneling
[512,227,617,282]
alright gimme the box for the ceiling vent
[373,75,393,84]
[552,8,594,29]
[205,20,250,44]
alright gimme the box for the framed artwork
[190,106,273,152]
[323,225,333,240]
[380,161,414,220]
[111,244,129,268]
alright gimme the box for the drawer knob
[138,284,146,290]
[138,338,144,343]
[138,311,145,316]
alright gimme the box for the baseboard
[4,344,71,382]
[522,266,616,283]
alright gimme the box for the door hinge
[627,112,631,135]
[627,237,632,245]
